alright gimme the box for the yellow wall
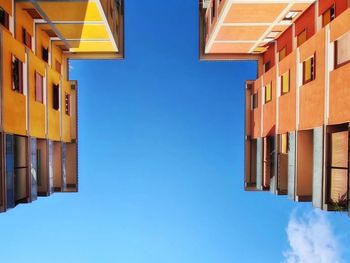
[0,0,12,15]
[15,4,34,46]
[47,68,60,141]
[28,51,46,139]
[2,30,27,135]
[61,80,71,142]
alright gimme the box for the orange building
[0,0,124,213]
[200,0,350,216]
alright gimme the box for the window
[0,7,9,29]
[297,29,307,47]
[335,31,350,68]
[211,0,216,21]
[279,47,286,61]
[65,93,70,116]
[12,56,23,93]
[328,129,349,208]
[252,93,258,109]
[52,84,59,110]
[42,47,49,63]
[303,55,315,84]
[35,72,43,103]
[55,60,61,74]
[280,134,288,154]
[22,28,32,49]
[264,61,271,73]
[281,70,290,95]
[322,5,335,27]
[265,83,272,103]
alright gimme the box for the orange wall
[2,29,27,135]
[295,3,315,42]
[329,63,350,124]
[262,67,276,136]
[299,29,326,130]
[278,51,297,134]
[28,51,46,138]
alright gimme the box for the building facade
[199,0,350,216]
[0,0,124,213]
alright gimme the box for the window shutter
[35,72,43,103]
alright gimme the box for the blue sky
[1,1,350,262]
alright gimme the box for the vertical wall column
[288,131,296,200]
[313,127,324,208]
[256,137,263,190]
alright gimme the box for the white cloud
[283,210,343,263]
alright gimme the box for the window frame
[302,54,316,85]
[35,71,44,103]
[281,70,290,95]
[297,29,307,47]
[0,7,9,30]
[22,27,32,49]
[264,61,271,73]
[52,84,60,110]
[264,82,272,104]
[322,4,335,27]
[279,47,287,61]
[211,0,216,21]
[334,33,350,69]
[42,46,49,63]
[65,93,71,116]
[252,93,258,110]
[12,55,23,94]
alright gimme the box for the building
[0,0,124,213]
[199,0,350,216]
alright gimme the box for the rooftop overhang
[201,0,316,55]
[17,0,124,57]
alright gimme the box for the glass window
[281,70,290,95]
[303,55,315,84]
[265,83,272,103]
